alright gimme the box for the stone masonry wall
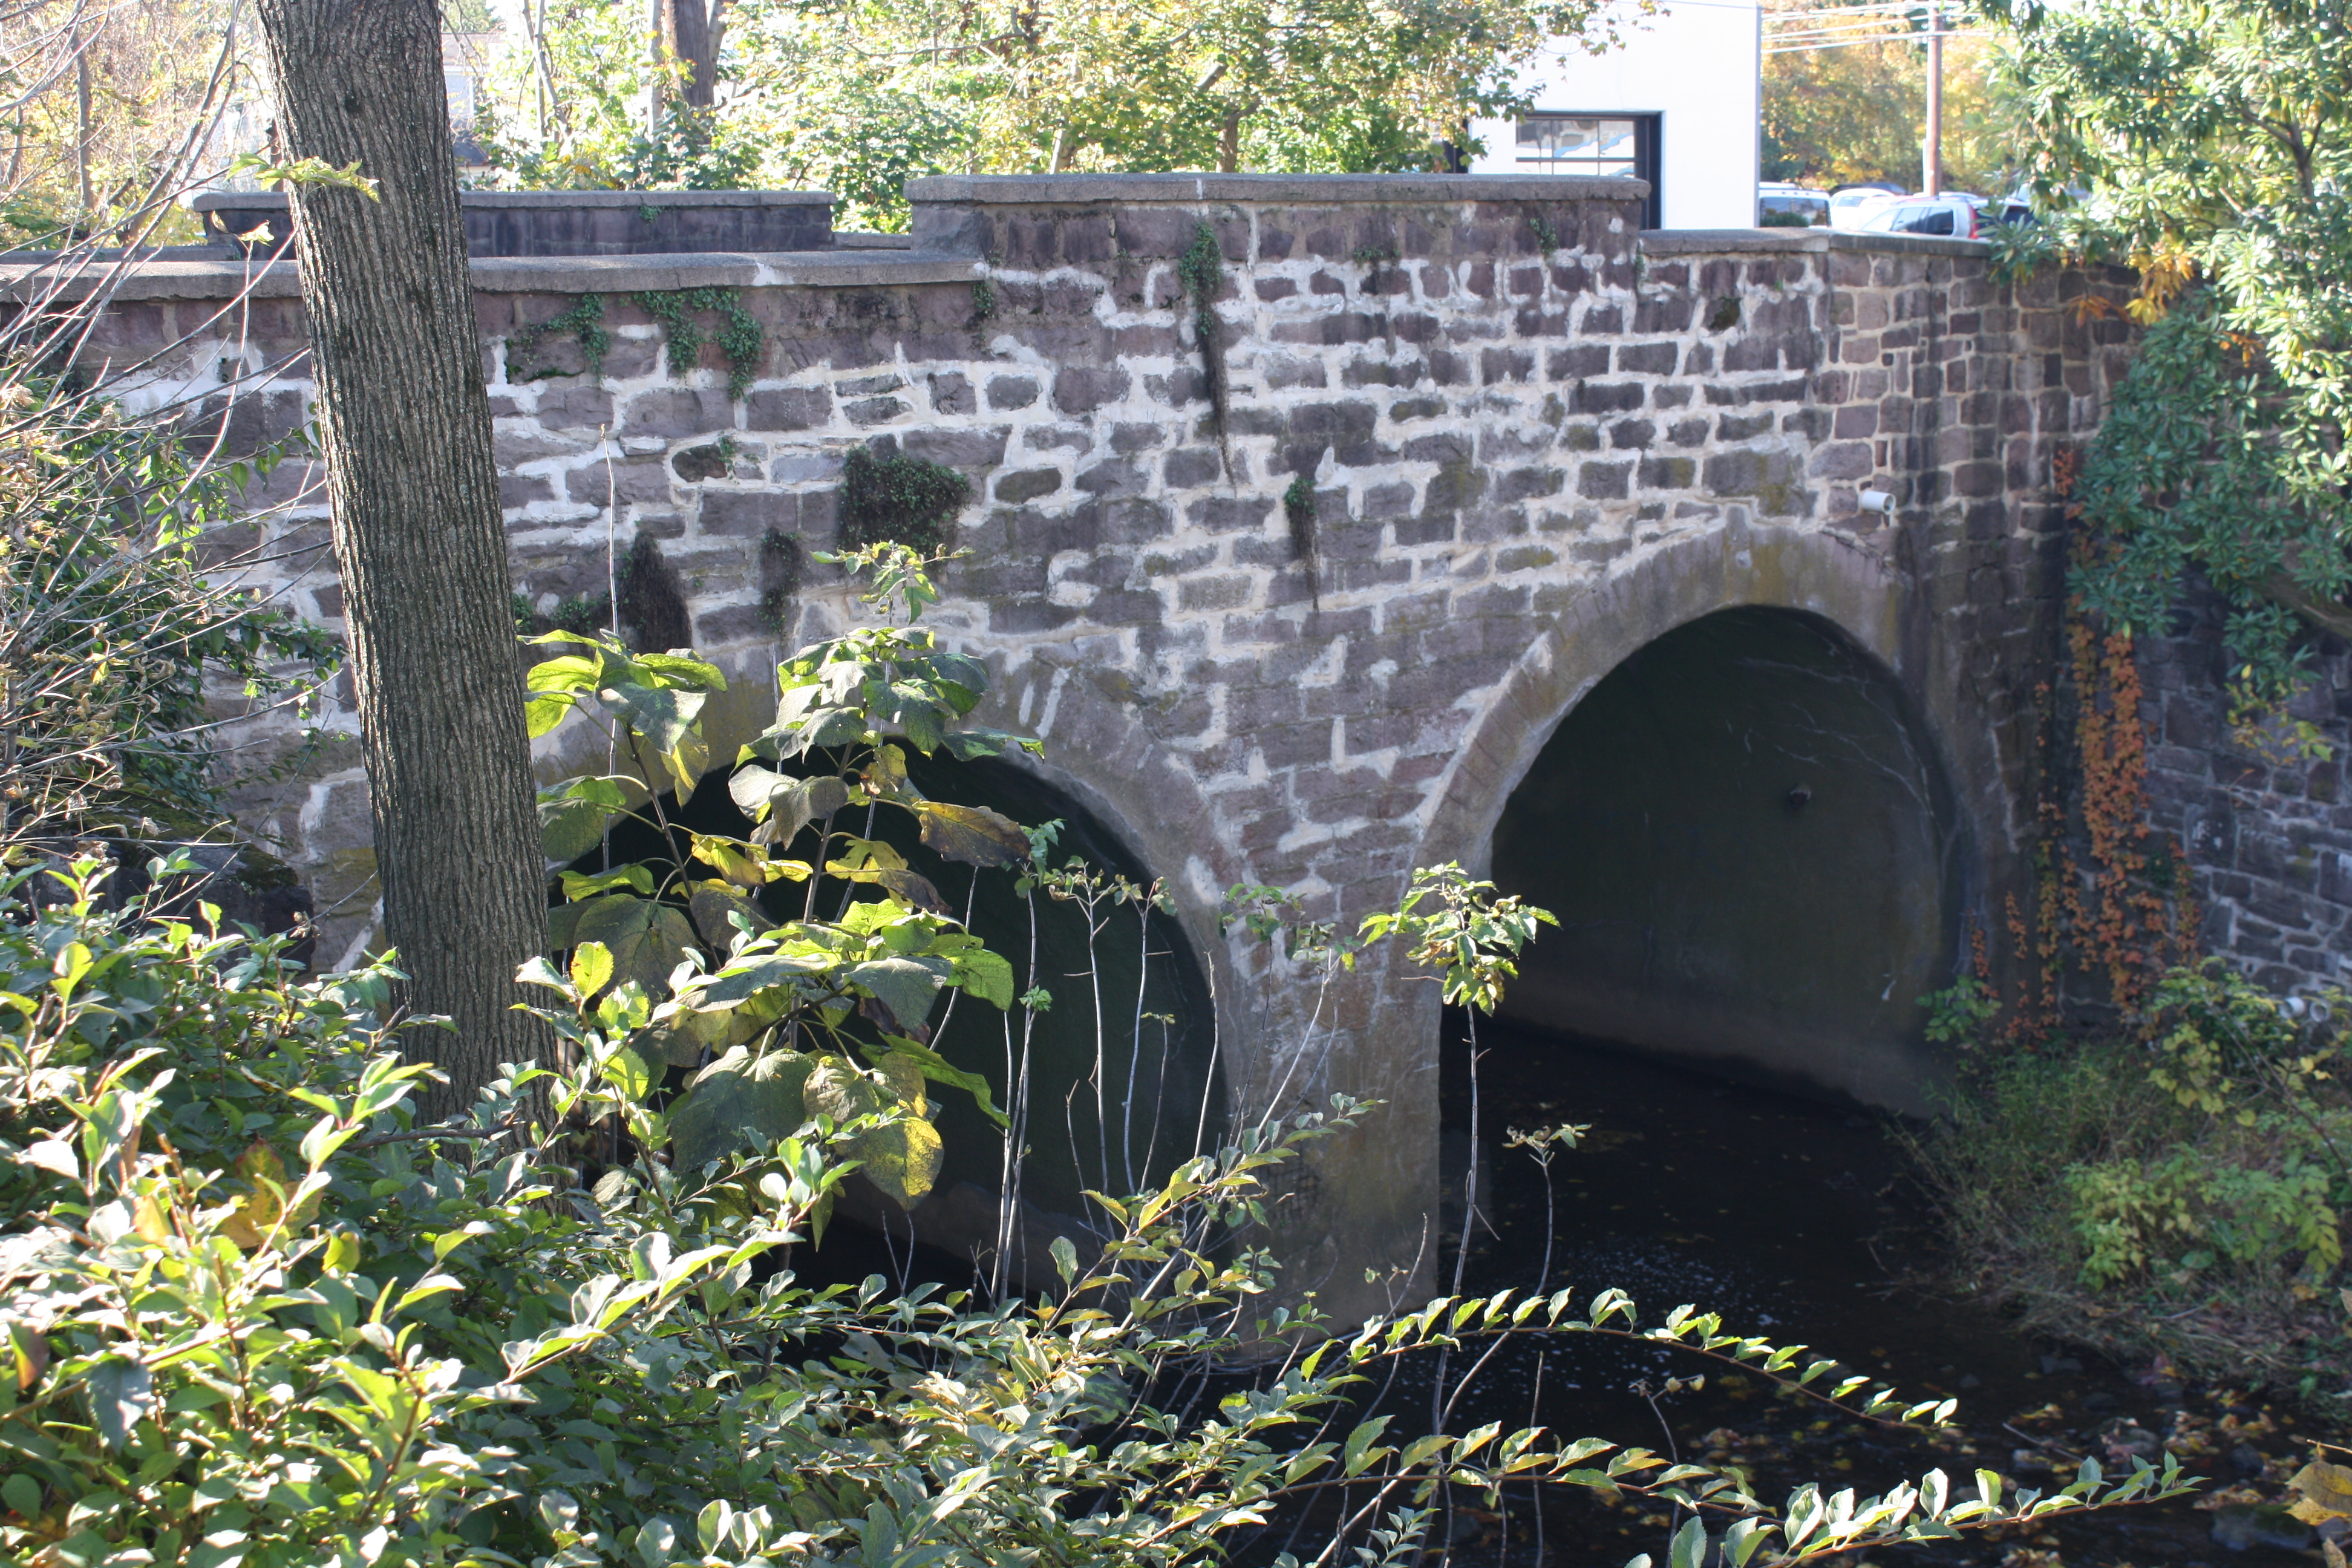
[2140,593,2352,1001]
[41,175,2145,1316]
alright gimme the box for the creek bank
[1408,1021,2340,1566]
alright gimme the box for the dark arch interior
[1486,606,1965,1108]
[577,753,1223,1249]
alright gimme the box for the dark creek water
[799,1019,2328,1566]
[1374,1018,2324,1567]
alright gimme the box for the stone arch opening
[578,751,1224,1273]
[1485,604,1967,1109]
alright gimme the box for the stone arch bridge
[49,174,2135,1318]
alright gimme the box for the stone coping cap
[188,188,835,212]
[0,247,982,302]
[1641,227,1990,258]
[906,172,1650,204]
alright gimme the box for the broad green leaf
[687,880,765,950]
[633,650,726,689]
[87,1359,152,1449]
[845,956,950,1037]
[907,800,1028,867]
[603,1044,655,1101]
[560,863,655,901]
[561,895,697,997]
[526,653,606,693]
[540,790,616,861]
[950,947,1015,1009]
[874,1040,1006,1125]
[570,941,615,998]
[727,763,788,815]
[602,681,705,754]
[667,1047,818,1169]
[872,867,950,913]
[685,950,837,1008]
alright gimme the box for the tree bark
[253,0,551,1121]
[665,0,720,111]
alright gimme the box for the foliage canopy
[1991,0,2352,705]
[480,0,1630,227]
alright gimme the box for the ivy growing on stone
[506,293,609,382]
[1178,220,1228,447]
[1284,471,1319,607]
[759,528,804,632]
[636,287,766,400]
[838,446,972,554]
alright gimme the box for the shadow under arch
[1420,523,1981,1111]
[1487,604,1966,1109]
[575,750,1224,1285]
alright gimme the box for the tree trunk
[253,0,552,1122]
[665,0,722,111]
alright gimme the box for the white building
[1466,0,1762,231]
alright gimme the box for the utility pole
[1923,2,1943,195]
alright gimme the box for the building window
[1515,116,1636,175]
[1514,113,1661,228]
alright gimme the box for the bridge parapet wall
[26,178,2141,1318]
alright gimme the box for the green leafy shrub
[0,391,336,851]
[1909,959,2352,1387]
[0,857,2189,1568]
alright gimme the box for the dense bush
[1910,961,2352,1392]
[0,858,2190,1568]
[0,386,336,856]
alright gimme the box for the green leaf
[633,650,726,689]
[949,947,1015,1009]
[877,1038,1008,1126]
[538,776,628,861]
[87,1358,152,1449]
[527,653,607,693]
[803,1056,942,1207]
[668,1047,819,1169]
[686,949,837,1008]
[526,691,577,737]
[686,880,765,950]
[604,1044,655,1102]
[872,867,950,913]
[906,799,1029,867]
[560,864,655,901]
[570,941,615,998]
[1669,1516,1708,1568]
[562,895,697,996]
[602,681,705,754]
[845,955,950,1036]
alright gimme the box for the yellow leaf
[131,1192,171,1244]
[2292,1462,2352,1523]
[219,1140,318,1250]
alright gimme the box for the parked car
[1853,191,1984,239]
[1827,182,1904,230]
[1757,181,1830,227]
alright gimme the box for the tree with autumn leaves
[1991,0,2352,720]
